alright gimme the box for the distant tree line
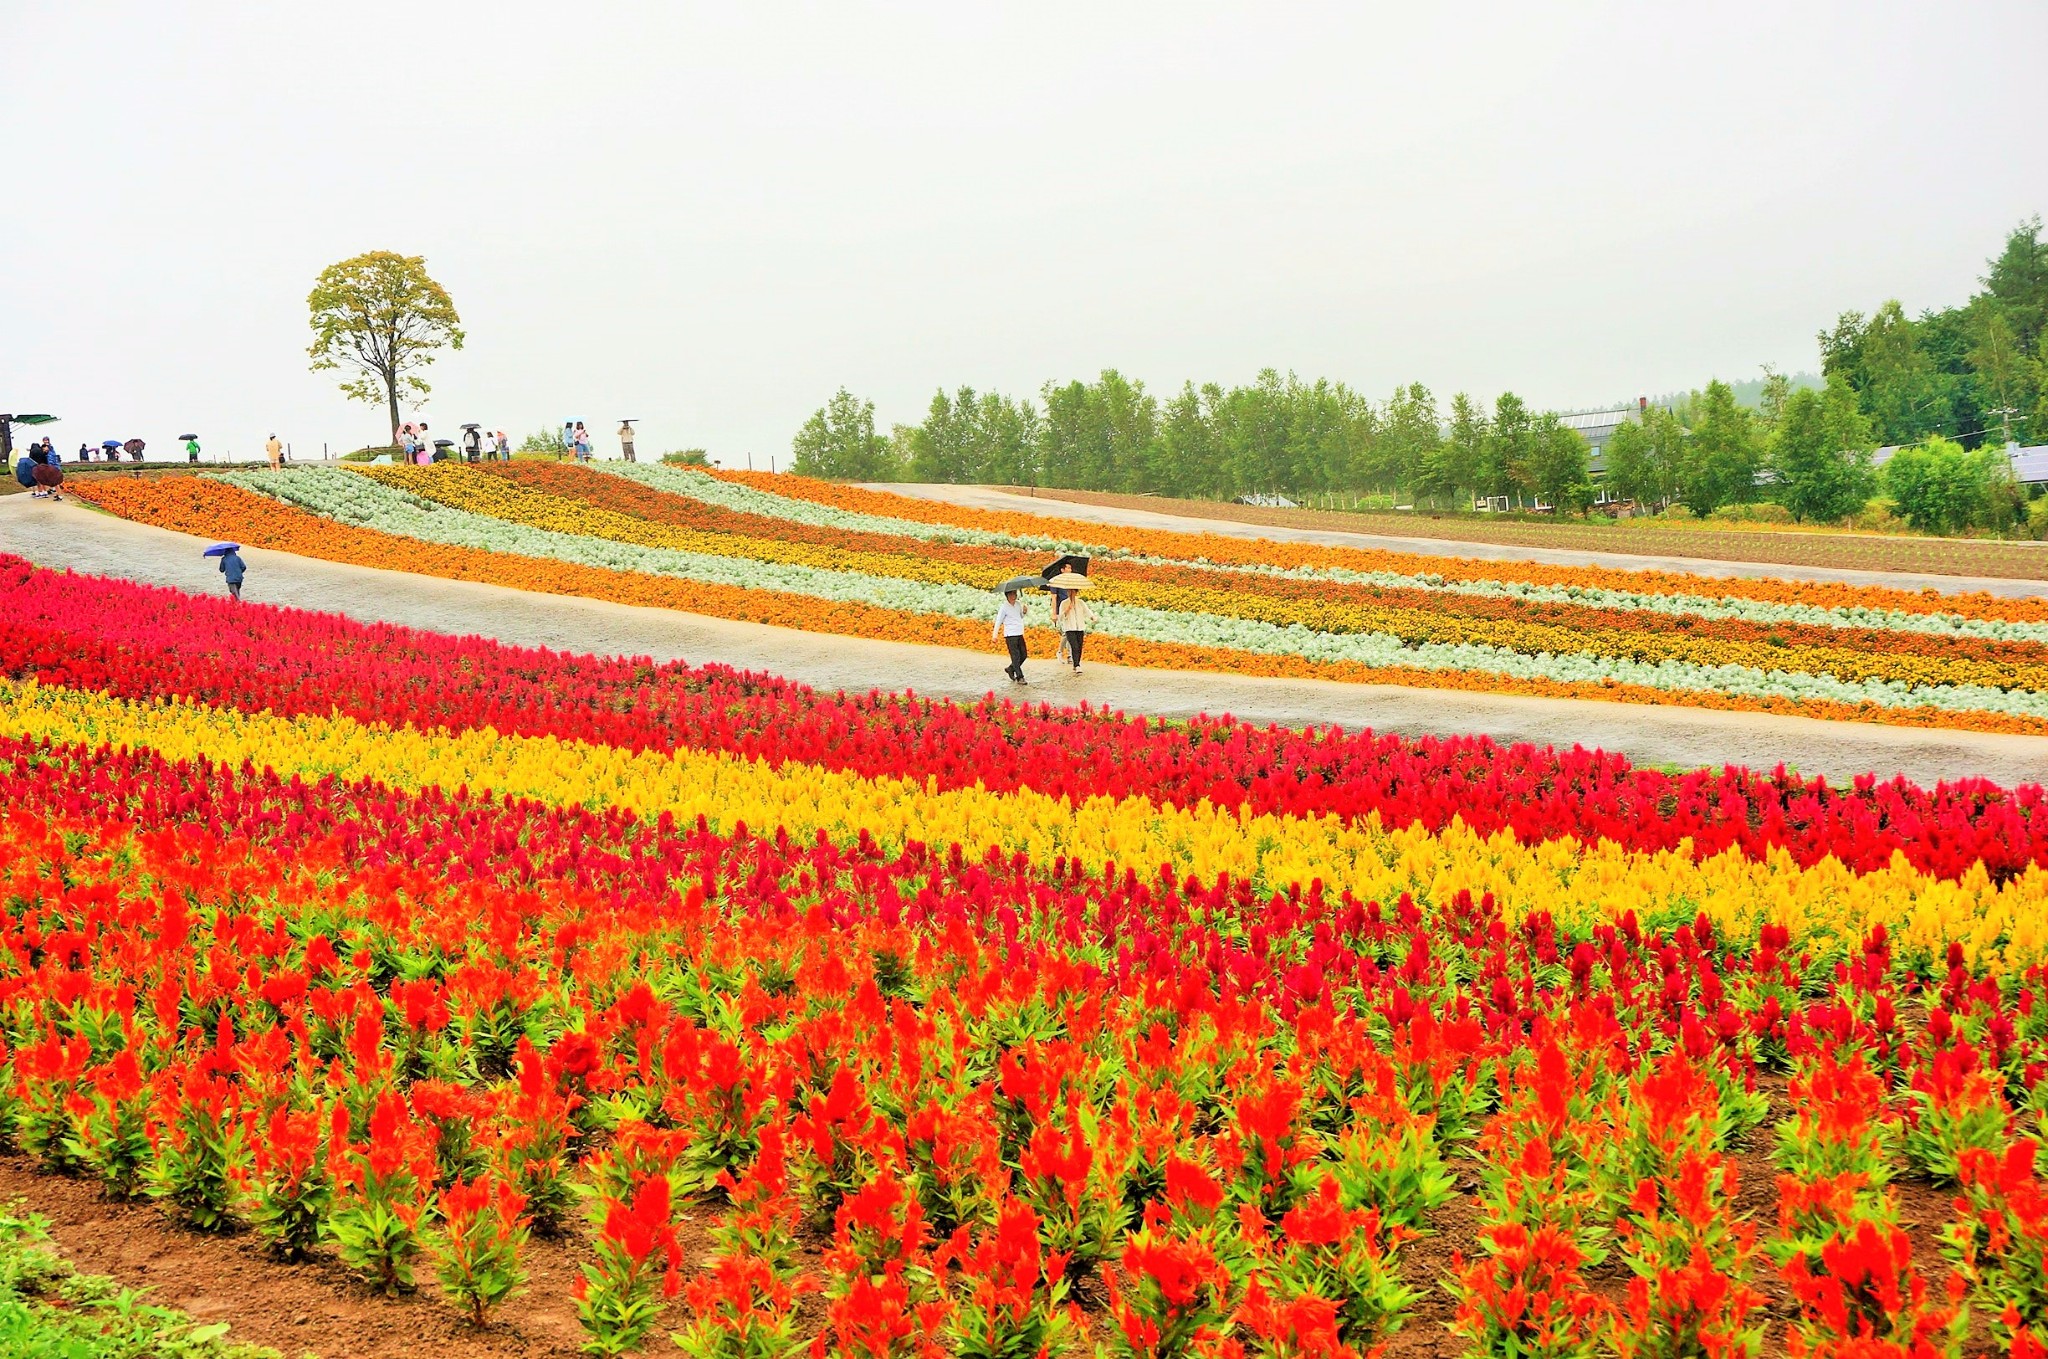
[791,220,2048,531]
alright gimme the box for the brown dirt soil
[0,1115,1987,1359]
[0,1156,708,1359]
[1003,486,2048,579]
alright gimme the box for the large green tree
[1770,379,1873,523]
[1526,415,1593,514]
[1599,415,1661,508]
[1676,380,1763,516]
[791,389,895,480]
[1982,216,2048,354]
[307,251,464,442]
[908,387,981,483]
[1483,393,1532,501]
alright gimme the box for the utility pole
[1987,406,2019,447]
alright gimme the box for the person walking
[495,429,511,461]
[217,546,247,601]
[186,436,201,463]
[462,425,482,462]
[618,420,636,463]
[573,421,592,461]
[560,421,574,462]
[992,588,1029,684]
[1055,588,1095,674]
[266,433,283,470]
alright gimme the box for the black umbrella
[433,439,456,449]
[177,434,198,442]
[460,423,481,430]
[1041,554,1091,580]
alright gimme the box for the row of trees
[791,221,2047,530]
[792,371,1879,521]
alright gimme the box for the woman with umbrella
[1047,569,1096,674]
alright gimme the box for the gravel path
[6,495,2045,788]
[875,483,2048,599]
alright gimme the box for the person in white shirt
[991,589,1029,684]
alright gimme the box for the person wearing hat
[991,588,1029,684]
[266,433,283,471]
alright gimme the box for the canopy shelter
[0,413,58,461]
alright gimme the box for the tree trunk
[385,377,400,448]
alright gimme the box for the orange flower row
[717,469,2048,625]
[68,476,2048,738]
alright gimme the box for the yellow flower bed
[5,677,2041,967]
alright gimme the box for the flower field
[64,464,2048,735]
[5,555,2048,1357]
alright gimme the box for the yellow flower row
[367,465,2045,695]
[5,678,2041,969]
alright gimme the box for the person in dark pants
[218,548,247,601]
[991,588,1028,684]
[1055,589,1095,674]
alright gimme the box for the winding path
[5,495,2045,788]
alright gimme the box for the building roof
[1556,408,1637,434]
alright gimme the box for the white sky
[5,1,2044,463]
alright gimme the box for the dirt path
[875,482,2048,598]
[5,495,2045,787]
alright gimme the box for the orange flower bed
[68,476,2048,738]
[721,470,2048,624]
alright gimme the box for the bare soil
[0,1156,642,1359]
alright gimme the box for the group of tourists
[991,569,1097,685]
[398,423,512,464]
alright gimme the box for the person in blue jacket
[218,548,247,601]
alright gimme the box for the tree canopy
[307,251,463,442]
[791,389,892,481]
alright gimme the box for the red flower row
[3,555,2043,881]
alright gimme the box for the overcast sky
[6,1,2044,463]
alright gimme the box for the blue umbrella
[202,542,241,558]
[101,439,122,449]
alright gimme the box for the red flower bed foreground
[4,556,2043,881]
[3,733,2048,1353]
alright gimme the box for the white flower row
[219,469,2048,720]
[609,465,2048,646]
